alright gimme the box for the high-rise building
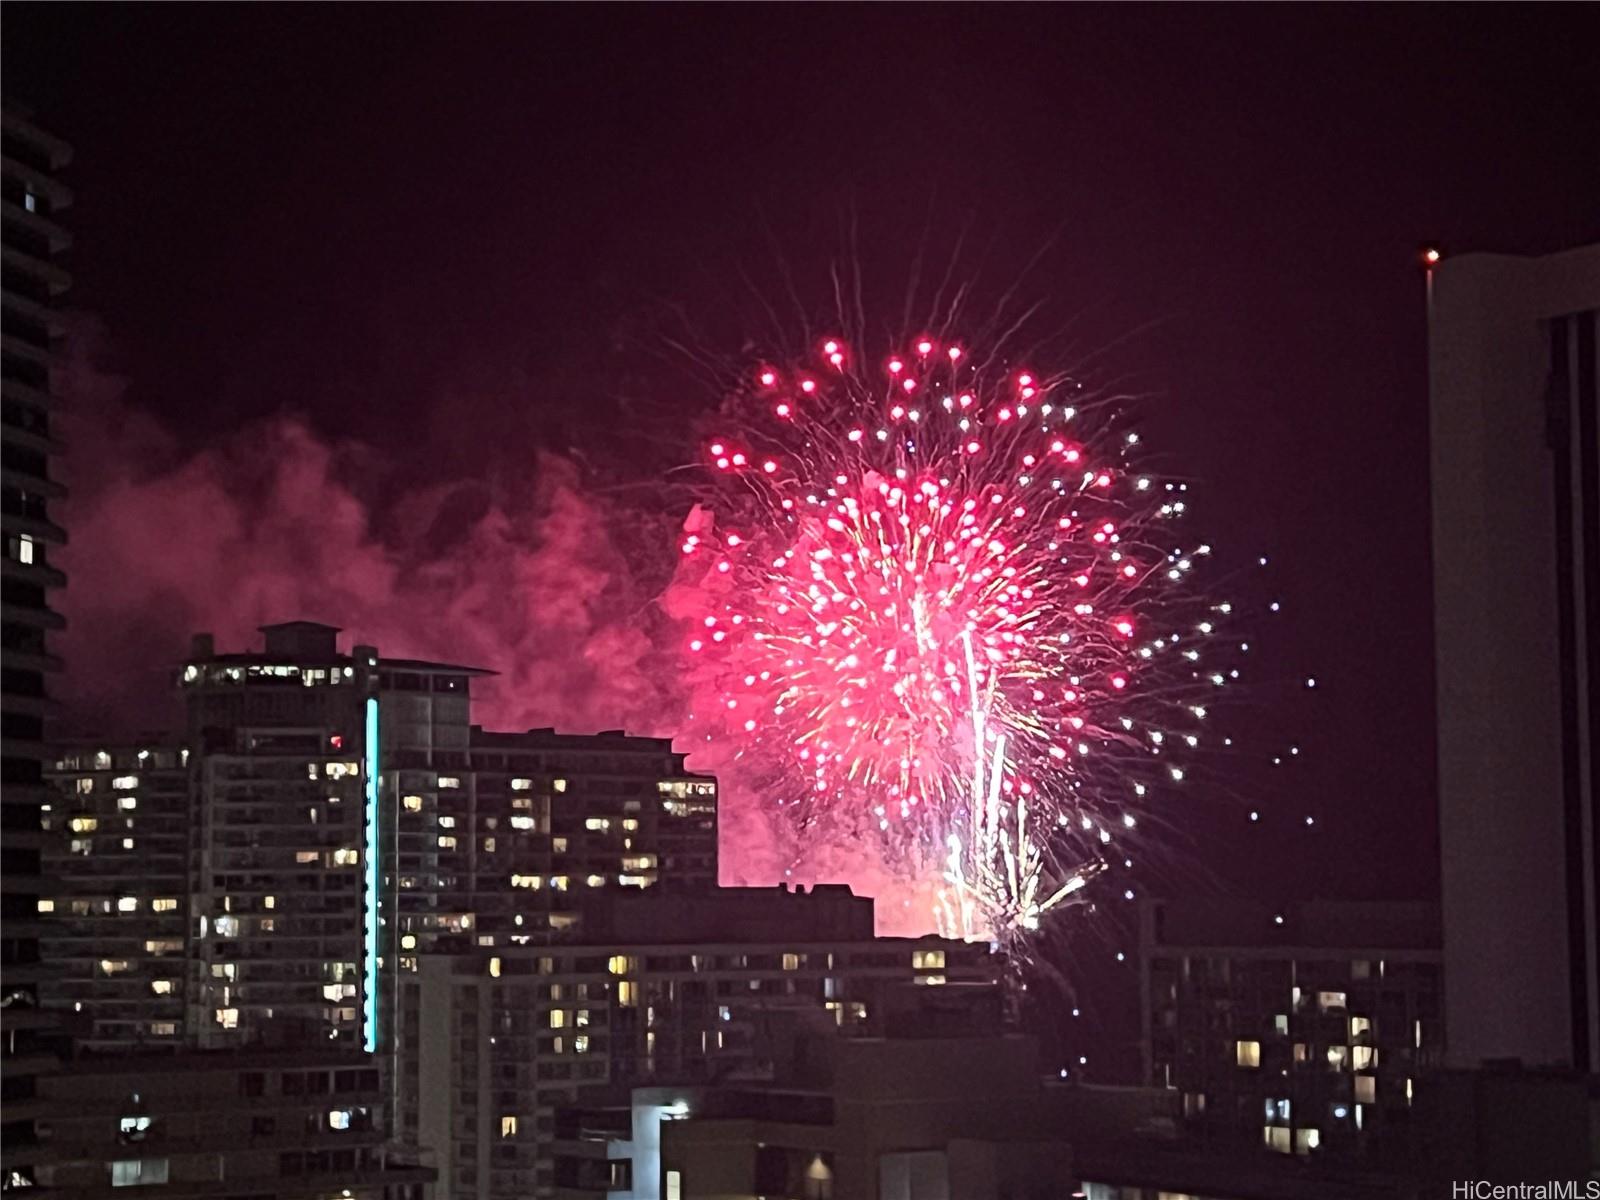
[402,886,996,1200]
[425,728,717,950]
[1429,244,1600,1074]
[1138,899,1443,1160]
[1,105,72,1192]
[41,739,190,1053]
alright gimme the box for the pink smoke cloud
[52,331,949,933]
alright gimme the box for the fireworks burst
[674,335,1234,944]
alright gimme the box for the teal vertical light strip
[363,694,380,1053]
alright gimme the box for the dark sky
[7,6,1598,931]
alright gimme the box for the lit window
[214,1008,239,1029]
[36,899,54,914]
[510,779,532,791]
[1274,1013,1289,1035]
[489,957,502,978]
[438,777,461,789]
[622,818,639,831]
[112,775,139,790]
[296,851,318,864]
[76,777,94,794]
[585,817,610,831]
[608,955,636,976]
[911,949,945,970]
[117,897,139,912]
[1327,1045,1349,1070]
[23,192,37,214]
[99,959,133,975]
[552,837,568,852]
[69,817,98,833]
[550,875,569,891]
[586,874,606,888]
[483,837,496,852]
[550,1010,567,1029]
[122,838,135,850]
[666,1171,682,1200]
[118,796,138,811]
[110,1158,170,1187]
[401,934,417,950]
[621,854,656,871]
[1350,1015,1371,1040]
[95,752,112,769]
[574,1035,589,1054]
[402,795,423,812]
[332,848,359,866]
[617,982,637,1007]
[151,898,178,913]
[1353,1045,1377,1070]
[213,915,238,937]
[1293,1127,1320,1154]
[143,939,182,955]
[510,874,542,889]
[437,836,457,849]
[553,778,568,793]
[438,816,456,829]
[1317,990,1347,1012]
[149,1022,177,1037]
[782,953,801,971]
[510,815,535,830]
[500,1115,518,1137]
[328,1109,351,1131]
[150,980,173,996]
[1236,1040,1261,1068]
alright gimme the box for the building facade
[1429,243,1600,1075]
[402,887,996,1200]
[31,1049,430,1199]
[40,739,190,1052]
[1138,900,1443,1161]
[0,106,72,1192]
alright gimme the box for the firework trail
[671,334,1234,944]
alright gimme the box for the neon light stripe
[363,695,380,1052]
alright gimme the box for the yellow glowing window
[510,874,542,889]
[1352,1045,1376,1070]
[149,980,174,995]
[438,776,461,789]
[151,898,178,913]
[402,795,423,812]
[608,955,636,976]
[782,953,801,971]
[586,874,606,888]
[69,817,97,833]
[438,816,456,829]
[437,836,456,849]
[500,1116,517,1137]
[621,818,639,831]
[489,957,502,978]
[617,981,637,1007]
[36,899,54,914]
[585,817,610,831]
[117,897,138,912]
[510,815,535,830]
[1236,1040,1261,1068]
[552,779,568,793]
[912,949,946,970]
[117,796,138,811]
[550,875,569,891]
[332,848,359,866]
[550,1010,566,1028]
[510,778,532,791]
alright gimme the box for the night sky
[7,5,1598,1070]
